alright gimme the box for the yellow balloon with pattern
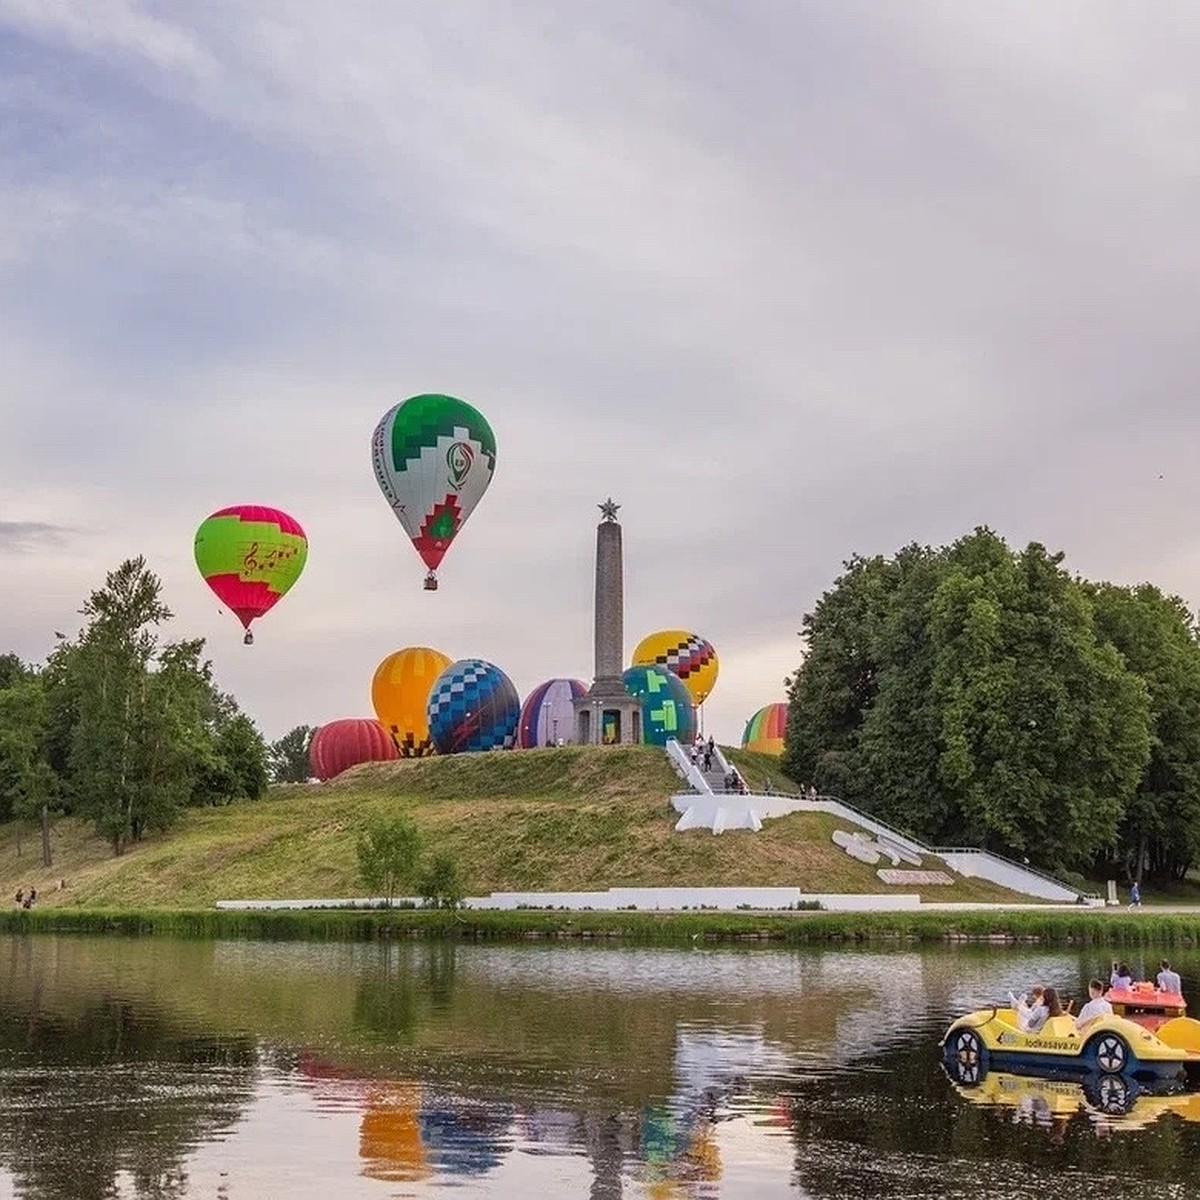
[371,646,452,757]
[631,629,719,706]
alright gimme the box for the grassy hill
[0,745,1031,908]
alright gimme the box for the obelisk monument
[574,499,642,744]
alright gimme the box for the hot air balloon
[371,647,452,757]
[194,505,307,644]
[621,665,696,747]
[427,659,520,754]
[517,678,587,748]
[309,718,398,781]
[742,702,787,756]
[631,630,719,707]
[371,393,497,590]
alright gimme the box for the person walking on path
[1129,880,1142,910]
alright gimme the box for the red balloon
[309,719,398,782]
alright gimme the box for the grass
[2,905,1199,947]
[0,744,1031,910]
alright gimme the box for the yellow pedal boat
[941,1006,1200,1082]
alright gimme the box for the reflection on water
[1,937,1200,1197]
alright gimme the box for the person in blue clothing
[1128,880,1142,910]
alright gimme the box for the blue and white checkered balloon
[427,659,520,754]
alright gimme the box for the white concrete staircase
[663,739,1095,904]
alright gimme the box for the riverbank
[4,905,1200,946]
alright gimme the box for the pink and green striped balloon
[194,505,307,644]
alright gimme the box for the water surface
[1,935,1198,1198]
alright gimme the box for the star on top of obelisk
[598,497,620,522]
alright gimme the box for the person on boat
[1075,979,1113,1033]
[1009,984,1048,1031]
[1157,959,1183,995]
[1109,961,1133,991]
[1029,987,1066,1032]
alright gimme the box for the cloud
[0,2,1198,742]
[0,521,70,551]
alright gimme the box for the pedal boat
[941,1005,1200,1083]
[1106,982,1187,1032]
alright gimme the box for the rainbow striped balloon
[194,505,307,644]
[741,703,787,756]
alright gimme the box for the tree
[928,534,1149,868]
[65,561,246,850]
[357,815,422,905]
[418,853,465,910]
[215,714,268,801]
[0,653,29,690]
[0,675,60,863]
[784,528,1155,871]
[268,725,314,784]
[1089,583,1200,883]
[67,558,173,851]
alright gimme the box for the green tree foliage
[0,674,60,862]
[419,852,465,910]
[357,815,423,905]
[785,528,1162,873]
[216,713,269,801]
[268,725,314,783]
[0,653,29,691]
[1089,583,1200,882]
[0,558,270,855]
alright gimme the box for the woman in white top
[1109,961,1133,990]
[1009,985,1048,1032]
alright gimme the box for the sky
[2,1,1199,744]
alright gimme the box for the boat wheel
[1093,1033,1130,1075]
[951,1029,985,1085]
[1095,1073,1132,1114]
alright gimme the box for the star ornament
[599,497,621,522]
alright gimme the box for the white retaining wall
[937,851,1080,903]
[217,887,925,913]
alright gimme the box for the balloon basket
[243,631,254,645]
[423,572,438,591]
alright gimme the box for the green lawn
[0,744,1032,909]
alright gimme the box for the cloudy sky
[2,1,1199,744]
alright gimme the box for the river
[1,935,1198,1198]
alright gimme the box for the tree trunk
[14,821,21,858]
[40,805,51,868]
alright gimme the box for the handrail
[773,786,1087,899]
[664,739,713,795]
[815,793,931,853]
[676,748,1091,900]
[934,846,1095,898]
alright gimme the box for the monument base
[573,680,643,745]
